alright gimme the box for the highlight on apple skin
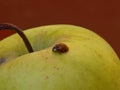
[0,23,120,90]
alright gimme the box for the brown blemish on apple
[53,66,60,70]
[40,53,48,60]
[45,76,49,79]
[0,58,6,64]
[94,50,103,58]
[44,57,48,60]
[52,43,69,53]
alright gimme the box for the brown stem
[0,23,34,53]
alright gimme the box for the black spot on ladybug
[52,43,69,53]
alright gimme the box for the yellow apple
[0,23,120,90]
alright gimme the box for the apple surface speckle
[0,58,6,64]
[45,76,49,80]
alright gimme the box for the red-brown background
[0,0,120,58]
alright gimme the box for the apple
[0,23,120,90]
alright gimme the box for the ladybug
[52,43,69,53]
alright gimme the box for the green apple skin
[0,25,120,90]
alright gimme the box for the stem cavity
[0,23,34,53]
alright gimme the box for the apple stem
[0,23,34,53]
